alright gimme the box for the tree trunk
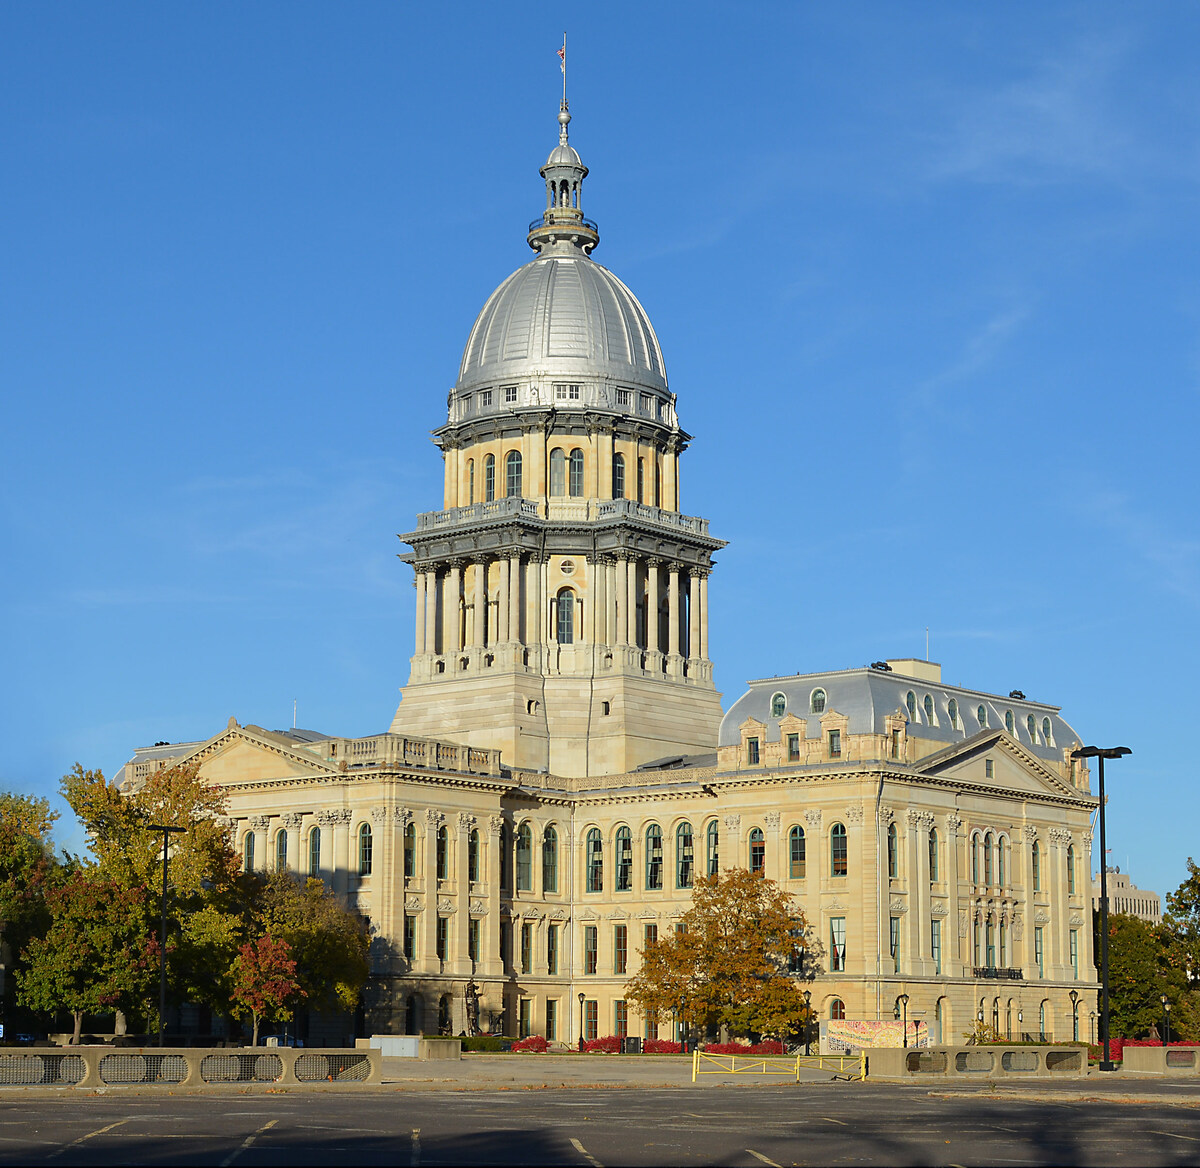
[252,1013,260,1047]
[71,1011,83,1045]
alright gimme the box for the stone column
[698,570,710,660]
[947,815,963,971]
[424,810,443,972]
[508,553,522,643]
[646,559,660,655]
[456,813,473,975]
[664,437,679,512]
[248,816,270,873]
[444,562,462,656]
[424,568,439,657]
[606,558,617,647]
[908,810,929,976]
[524,558,540,650]
[283,813,303,874]
[667,564,681,677]
[764,811,783,884]
[587,558,599,645]
[332,809,352,898]
[496,556,509,647]
[414,571,427,655]
[687,571,700,661]
[443,443,456,508]
[804,809,823,894]
[626,555,639,649]
[614,555,628,644]
[471,559,486,650]
[539,557,551,645]
[484,815,504,977]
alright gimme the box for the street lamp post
[1071,745,1131,1071]
[578,992,586,1052]
[1089,1011,1096,1044]
[1069,990,1080,1043]
[149,823,186,1048]
[1161,994,1171,1046]
[803,990,812,1056]
[895,994,910,1049]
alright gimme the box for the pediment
[914,731,1084,801]
[180,726,338,786]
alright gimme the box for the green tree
[1099,912,1195,1041]
[18,872,155,1043]
[230,934,305,1046]
[624,867,814,1040]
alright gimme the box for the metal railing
[691,1049,866,1082]
[528,215,599,234]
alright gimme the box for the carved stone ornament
[879,805,895,825]
[457,812,476,831]
[844,805,864,825]
[281,813,304,830]
[889,899,907,914]
[1083,832,1093,848]
[579,908,599,920]
[370,806,390,824]
[1012,914,1024,940]
[488,814,504,837]
[550,907,569,920]
[946,814,963,834]
[469,900,488,916]
[825,897,846,911]
[250,815,271,830]
[1069,913,1084,927]
[1034,910,1050,924]
[723,813,742,835]
[425,808,445,827]
[638,909,659,919]
[763,811,781,830]
[1023,824,1039,841]
[931,902,949,916]
[958,910,970,938]
[404,895,423,912]
[804,809,823,828]
[437,897,455,913]
[1049,828,1073,846]
[607,909,630,920]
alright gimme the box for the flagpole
[562,32,567,104]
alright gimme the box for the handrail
[528,215,599,234]
[690,1049,866,1082]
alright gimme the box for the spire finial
[557,33,570,144]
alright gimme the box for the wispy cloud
[913,303,1031,407]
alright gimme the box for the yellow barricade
[691,1049,866,1082]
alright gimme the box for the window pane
[550,448,566,496]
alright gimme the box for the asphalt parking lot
[2,1079,1200,1166]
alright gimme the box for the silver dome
[544,143,583,169]
[455,253,668,396]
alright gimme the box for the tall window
[569,448,584,496]
[887,823,898,879]
[586,828,603,892]
[746,736,759,765]
[467,458,475,504]
[787,733,800,762]
[515,821,533,892]
[1005,709,1015,734]
[614,1000,628,1039]
[644,923,658,949]
[520,923,532,974]
[831,823,848,876]
[947,698,959,729]
[404,821,415,878]
[612,453,626,498]
[584,925,598,975]
[518,998,531,1038]
[984,832,993,885]
[749,827,765,874]
[614,924,628,974]
[404,915,416,961]
[771,692,787,718]
[986,918,995,968]
[931,918,942,975]
[906,691,917,720]
[830,998,846,1021]
[977,703,987,727]
[436,825,448,880]
[556,588,575,644]
[436,916,448,962]
[468,918,480,964]
[890,916,901,972]
[1034,926,1045,978]
[1027,714,1037,742]
[505,450,522,497]
[1066,844,1076,894]
[547,924,559,974]
[468,829,480,883]
[828,729,841,758]
[585,1000,598,1041]
[923,694,935,723]
[549,448,565,496]
[830,917,846,972]
[706,820,719,876]
[1042,717,1052,743]
[929,828,939,881]
[1070,930,1079,979]
[999,919,1008,967]
[545,999,558,1041]
[1032,841,1041,891]
[997,839,1005,888]
[1039,1001,1046,1040]
[542,825,558,893]
[244,832,255,873]
[789,826,806,879]
[676,822,694,888]
[615,826,633,891]
[972,836,980,884]
[645,824,664,889]
[275,831,287,871]
[358,823,372,876]
[307,827,319,876]
[484,453,495,502]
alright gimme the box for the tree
[1166,858,1200,978]
[230,934,305,1046]
[0,793,62,996]
[1099,912,1196,1041]
[624,867,815,1040]
[18,873,155,1043]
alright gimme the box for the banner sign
[820,1019,929,1053]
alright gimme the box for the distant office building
[1093,868,1162,924]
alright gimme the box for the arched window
[243,831,255,873]
[1005,709,1015,734]
[612,453,625,498]
[541,825,558,892]
[467,458,475,504]
[1032,840,1041,892]
[615,826,633,890]
[830,823,847,876]
[1027,714,1037,742]
[499,823,511,889]
[484,454,495,502]
[556,588,575,644]
[770,692,786,718]
[1042,717,1052,743]
[275,830,287,871]
[436,825,448,881]
[923,694,934,723]
[749,827,765,874]
[810,688,826,715]
[977,704,987,727]
[358,823,373,876]
[516,821,533,891]
[569,448,584,496]
[789,825,806,879]
[906,691,917,720]
[646,824,664,889]
[997,838,1006,888]
[468,828,480,883]
[403,821,415,878]
[947,698,959,729]
[971,835,980,884]
[637,457,645,503]
[586,828,603,892]
[887,822,898,878]
[984,832,993,885]
[676,822,694,888]
[505,450,522,497]
[706,820,719,877]
[1066,844,1076,894]
[830,999,846,1021]
[929,827,939,882]
[549,448,566,496]
[308,827,320,876]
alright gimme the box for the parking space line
[748,1151,782,1168]
[1149,1130,1200,1142]
[219,1118,276,1167]
[46,1120,127,1160]
[570,1135,604,1167]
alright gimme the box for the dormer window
[810,688,826,715]
[906,691,917,721]
[1042,717,1052,744]
[770,692,786,718]
[947,698,959,729]
[1005,709,1015,734]
[977,704,987,727]
[746,737,760,765]
[555,383,581,401]
[1027,714,1037,742]
[923,694,935,723]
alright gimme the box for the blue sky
[2,3,1196,899]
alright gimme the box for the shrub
[460,1035,508,1052]
[642,1039,683,1054]
[582,1035,622,1054]
[701,1040,786,1056]
[512,1035,549,1053]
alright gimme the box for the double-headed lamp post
[148,823,186,1048]
[578,992,586,1052]
[895,994,910,1048]
[1161,994,1171,1046]
[1071,745,1131,1072]
[803,990,812,1056]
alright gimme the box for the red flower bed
[701,1040,785,1056]
[642,1039,683,1054]
[582,1035,623,1053]
[1099,1038,1196,1063]
[512,1035,549,1053]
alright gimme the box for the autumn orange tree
[231,934,305,1046]
[624,867,816,1040]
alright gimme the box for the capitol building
[121,96,1100,1048]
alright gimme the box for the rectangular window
[468,832,479,883]
[644,1017,659,1041]
[404,830,415,879]
[500,921,511,971]
[554,383,581,401]
[891,728,902,759]
[644,923,658,949]
[929,831,939,882]
[1070,929,1079,980]
[890,916,900,973]
[830,916,846,972]
[1033,844,1041,892]
[404,914,416,961]
[585,1000,598,1042]
[931,918,942,975]
[520,922,533,974]
[584,925,598,975]
[999,920,1007,967]
[504,385,518,403]
[480,389,493,406]
[640,393,653,413]
[518,998,531,1039]
[985,758,994,779]
[986,919,995,969]
[828,729,841,758]
[746,737,760,765]
[546,999,557,1042]
[973,920,982,967]
[616,389,632,407]
[789,829,805,879]
[1034,926,1045,978]
[468,917,480,964]
[547,924,559,975]
[787,733,800,762]
[436,916,448,962]
[614,924,628,975]
[614,1000,628,1039]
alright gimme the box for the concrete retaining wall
[0,1047,381,1088]
[362,1036,461,1060]
[868,1045,1086,1080]
[1123,1046,1200,1076]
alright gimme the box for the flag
[558,45,566,73]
